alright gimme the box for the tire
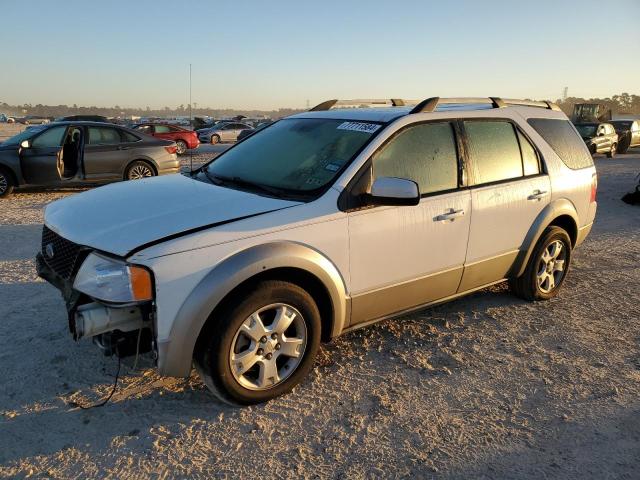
[125,160,156,180]
[617,139,629,154]
[0,168,15,198]
[194,280,322,405]
[210,134,220,145]
[510,226,572,301]
[606,143,617,158]
[175,140,187,155]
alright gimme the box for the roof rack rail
[309,98,414,111]
[409,97,561,114]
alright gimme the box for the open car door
[19,125,68,185]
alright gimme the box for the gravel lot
[0,150,639,479]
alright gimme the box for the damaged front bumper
[36,252,154,357]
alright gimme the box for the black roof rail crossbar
[409,97,561,114]
[309,98,413,111]
[309,99,338,111]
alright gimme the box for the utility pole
[189,64,193,172]
[562,87,568,102]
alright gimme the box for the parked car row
[0,121,179,198]
[0,114,51,125]
[574,119,640,156]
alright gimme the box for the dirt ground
[1,149,639,479]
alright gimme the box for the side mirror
[20,139,31,149]
[368,177,420,206]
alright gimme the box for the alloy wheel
[229,303,307,391]
[536,240,567,293]
[128,164,153,180]
[176,141,187,154]
[0,174,7,195]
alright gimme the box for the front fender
[157,241,348,377]
[512,198,579,278]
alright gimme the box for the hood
[44,174,301,257]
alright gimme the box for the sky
[1,0,639,110]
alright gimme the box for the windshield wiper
[207,173,290,198]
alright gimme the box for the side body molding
[512,198,579,278]
[157,241,349,377]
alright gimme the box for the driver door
[19,125,68,185]
[347,121,471,326]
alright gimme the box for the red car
[133,123,199,155]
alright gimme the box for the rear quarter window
[527,119,594,170]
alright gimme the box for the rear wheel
[0,168,15,198]
[607,143,617,158]
[125,161,155,180]
[194,280,321,405]
[510,226,572,301]
[210,134,220,145]
[175,140,187,155]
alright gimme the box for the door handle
[528,189,548,200]
[435,208,465,222]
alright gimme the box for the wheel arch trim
[512,198,579,278]
[157,241,348,377]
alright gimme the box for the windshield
[575,125,597,137]
[204,118,380,195]
[611,121,631,130]
[1,125,47,145]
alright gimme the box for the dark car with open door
[609,120,640,154]
[0,122,179,198]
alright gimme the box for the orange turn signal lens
[129,265,153,301]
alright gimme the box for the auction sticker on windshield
[337,121,381,134]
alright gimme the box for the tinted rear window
[527,119,593,170]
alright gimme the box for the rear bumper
[158,155,180,175]
[575,222,594,247]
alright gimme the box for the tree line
[2,93,640,119]
[0,102,304,119]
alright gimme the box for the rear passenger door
[459,120,550,291]
[84,126,128,180]
[347,121,472,325]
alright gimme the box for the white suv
[37,97,597,404]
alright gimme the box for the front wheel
[210,134,220,145]
[607,143,617,158]
[194,280,321,405]
[125,161,155,180]
[510,226,572,301]
[0,168,15,198]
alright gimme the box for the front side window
[2,125,46,146]
[88,127,122,145]
[154,125,171,133]
[464,121,523,184]
[372,122,458,195]
[205,118,379,194]
[32,126,67,148]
